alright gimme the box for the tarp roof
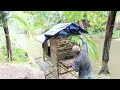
[35,34,47,43]
[44,23,71,36]
[35,23,88,43]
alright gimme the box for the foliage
[63,11,109,32]
[0,11,9,27]
[9,11,109,36]
[12,13,30,31]
[10,11,65,37]
[8,11,109,36]
[11,11,34,31]
[12,47,29,63]
[11,11,103,61]
[25,11,65,29]
[2,11,112,62]
[63,11,106,61]
[84,35,100,61]
[68,34,100,61]
[63,11,85,22]
[90,29,120,39]
[0,31,29,63]
[0,45,8,62]
[112,30,120,39]
[89,30,105,38]
[0,23,8,62]
[0,42,29,63]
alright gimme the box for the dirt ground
[59,70,110,79]
[0,62,110,79]
[0,63,45,79]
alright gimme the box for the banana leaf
[68,35,100,61]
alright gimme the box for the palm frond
[12,14,30,30]
[86,38,100,61]
[68,35,100,61]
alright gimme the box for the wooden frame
[42,36,79,78]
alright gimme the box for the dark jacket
[72,38,92,78]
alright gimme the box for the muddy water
[92,38,120,79]
[109,39,120,78]
[15,34,43,59]
[15,34,120,79]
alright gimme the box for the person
[71,35,95,79]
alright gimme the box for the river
[15,34,43,59]
[92,38,120,79]
[14,34,120,79]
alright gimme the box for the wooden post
[42,42,48,61]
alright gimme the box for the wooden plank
[58,63,78,78]
[34,58,59,79]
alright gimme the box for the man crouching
[71,35,95,79]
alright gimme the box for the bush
[112,30,120,39]
[0,44,30,63]
[0,45,8,62]
[12,47,29,63]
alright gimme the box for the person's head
[72,45,81,55]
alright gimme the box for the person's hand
[80,35,84,39]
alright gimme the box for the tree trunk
[3,24,12,61]
[99,11,117,75]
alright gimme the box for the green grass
[0,44,30,64]
[12,47,29,63]
[0,43,38,68]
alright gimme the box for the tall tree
[99,11,117,75]
[0,11,12,61]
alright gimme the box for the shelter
[35,23,88,78]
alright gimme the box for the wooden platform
[34,57,78,79]
[58,59,78,78]
[34,58,59,79]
